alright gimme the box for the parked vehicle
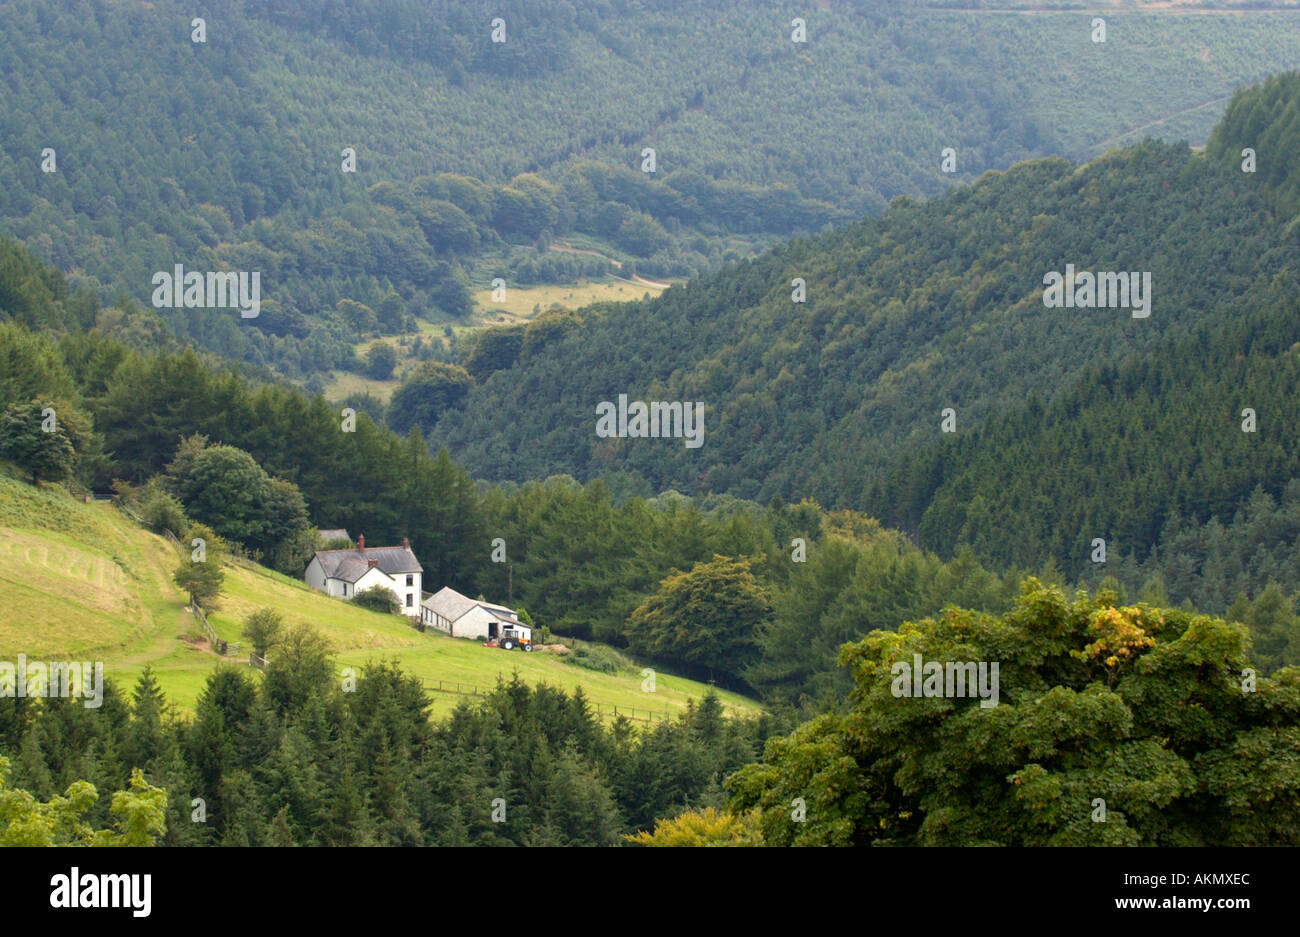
[496,624,533,652]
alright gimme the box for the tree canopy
[728,580,1300,846]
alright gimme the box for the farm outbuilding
[421,586,528,641]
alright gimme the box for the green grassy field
[320,275,669,403]
[0,474,759,722]
[469,277,663,324]
[320,367,402,405]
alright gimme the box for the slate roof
[421,586,477,622]
[314,544,422,582]
[328,557,372,583]
[421,586,516,622]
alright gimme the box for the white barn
[421,586,529,642]
[304,535,423,619]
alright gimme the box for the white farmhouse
[421,586,530,642]
[304,535,422,619]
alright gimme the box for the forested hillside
[430,75,1300,625]
[1,236,1033,707]
[6,5,1300,854]
[6,223,1298,711]
[3,0,1297,381]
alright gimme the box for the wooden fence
[152,520,243,659]
[188,600,239,656]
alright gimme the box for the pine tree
[267,806,296,846]
[1245,583,1298,673]
[0,399,76,484]
[121,666,166,774]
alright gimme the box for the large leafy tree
[172,555,225,610]
[242,609,285,661]
[263,477,316,574]
[0,756,167,846]
[625,555,771,686]
[386,362,473,436]
[364,343,397,379]
[166,435,274,545]
[728,579,1300,846]
[462,327,523,381]
[164,435,311,570]
[624,805,760,846]
[172,522,226,609]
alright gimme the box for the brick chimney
[357,534,365,552]
[368,559,378,568]
[402,537,409,549]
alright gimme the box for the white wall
[398,571,421,616]
[423,604,449,631]
[354,566,398,605]
[451,606,505,640]
[309,558,421,615]
[304,557,327,592]
[306,558,350,597]
[422,602,519,638]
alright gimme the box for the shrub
[352,585,399,614]
[110,478,137,507]
[140,488,188,537]
[242,608,285,659]
[567,642,624,674]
